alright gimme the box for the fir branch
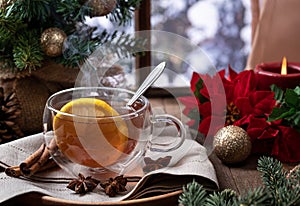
[59,28,146,68]
[236,187,273,206]
[179,157,300,206]
[57,27,99,67]
[0,10,24,48]
[258,156,300,205]
[12,30,44,71]
[1,0,140,72]
[178,180,208,206]
[98,31,147,58]
[56,0,91,24]
[110,0,142,26]
[6,0,52,23]
[205,189,237,206]
[257,156,286,195]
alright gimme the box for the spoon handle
[127,62,166,106]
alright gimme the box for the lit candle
[281,57,287,75]
[254,57,300,90]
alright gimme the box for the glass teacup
[43,87,186,177]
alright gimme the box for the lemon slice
[53,98,129,168]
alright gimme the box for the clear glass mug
[43,87,186,178]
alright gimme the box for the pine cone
[0,87,23,143]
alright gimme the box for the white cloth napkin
[0,132,218,203]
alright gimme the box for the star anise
[67,173,100,194]
[143,156,172,173]
[100,175,128,197]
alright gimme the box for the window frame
[134,0,190,97]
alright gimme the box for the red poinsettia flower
[272,126,300,162]
[193,67,276,138]
[178,95,199,128]
[187,69,229,137]
[179,65,300,162]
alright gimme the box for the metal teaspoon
[126,61,166,106]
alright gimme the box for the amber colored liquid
[53,100,145,168]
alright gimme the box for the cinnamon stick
[5,166,21,177]
[5,158,57,178]
[5,140,59,178]
[47,138,58,154]
[19,143,46,170]
[20,144,51,176]
[37,158,57,173]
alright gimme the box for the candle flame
[281,57,287,75]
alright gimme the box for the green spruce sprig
[12,29,44,71]
[268,85,300,132]
[110,0,143,26]
[58,29,146,68]
[179,157,300,206]
[258,156,300,205]
[5,0,52,23]
[0,0,143,72]
[179,180,208,206]
[56,0,91,24]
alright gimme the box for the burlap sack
[247,0,300,69]
[0,62,79,140]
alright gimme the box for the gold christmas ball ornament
[40,28,67,57]
[213,125,252,164]
[86,0,117,17]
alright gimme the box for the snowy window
[150,0,252,88]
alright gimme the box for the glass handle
[150,114,186,152]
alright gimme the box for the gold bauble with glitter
[86,0,117,17]
[213,125,252,164]
[40,28,67,57]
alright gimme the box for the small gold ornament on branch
[86,0,117,17]
[40,27,67,57]
[213,125,252,164]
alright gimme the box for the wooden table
[2,97,292,205]
[149,97,264,193]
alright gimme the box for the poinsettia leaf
[294,86,300,95]
[270,84,284,102]
[194,78,204,98]
[268,107,295,121]
[194,78,209,103]
[295,112,300,125]
[291,111,300,127]
[285,89,299,108]
[191,72,200,92]
[188,107,201,122]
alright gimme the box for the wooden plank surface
[209,153,263,194]
[149,97,183,120]
[153,97,264,194]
